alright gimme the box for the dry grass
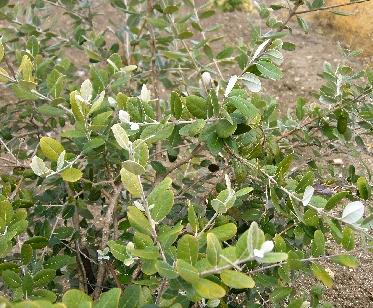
[311,0,373,55]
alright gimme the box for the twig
[161,143,202,180]
[106,262,124,291]
[93,185,122,300]
[296,0,371,15]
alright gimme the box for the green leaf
[357,176,371,200]
[176,259,200,283]
[127,206,152,236]
[186,95,209,119]
[140,123,174,144]
[325,191,349,211]
[21,244,32,265]
[131,247,159,260]
[304,208,319,227]
[188,203,198,234]
[270,287,293,303]
[119,285,141,307]
[296,16,309,33]
[155,261,179,279]
[342,226,355,251]
[148,177,174,222]
[220,270,255,289]
[240,72,261,92]
[0,1,8,9]
[171,91,183,119]
[39,137,65,161]
[24,236,48,249]
[193,278,226,299]
[236,222,264,259]
[108,240,128,262]
[311,263,333,288]
[44,255,76,269]
[122,160,146,175]
[112,123,130,150]
[275,154,292,183]
[33,269,56,287]
[260,252,288,263]
[0,199,13,225]
[342,201,364,224]
[0,42,4,62]
[133,139,149,167]
[177,234,198,265]
[256,60,282,80]
[120,168,141,198]
[62,289,92,307]
[208,223,237,242]
[61,168,82,182]
[2,270,22,289]
[179,119,206,137]
[95,288,121,308]
[206,233,222,266]
[83,137,105,153]
[216,119,237,138]
[311,230,325,257]
[228,96,260,123]
[331,255,359,268]
[295,171,314,193]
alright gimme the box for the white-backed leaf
[341,201,364,224]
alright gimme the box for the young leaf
[341,201,364,224]
[302,186,314,206]
[206,233,222,266]
[240,72,261,93]
[176,259,200,283]
[225,75,238,97]
[220,270,255,289]
[331,255,359,268]
[208,223,237,241]
[61,168,82,182]
[112,124,130,151]
[155,261,179,279]
[177,234,198,265]
[193,278,226,299]
[148,177,174,222]
[127,206,152,236]
[236,222,264,259]
[122,160,146,175]
[188,203,199,233]
[356,176,371,200]
[260,252,288,263]
[39,137,65,161]
[342,226,355,251]
[108,240,128,262]
[120,168,141,198]
[311,230,325,257]
[310,263,333,288]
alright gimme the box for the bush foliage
[0,0,372,307]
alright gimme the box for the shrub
[0,0,372,307]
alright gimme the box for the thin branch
[296,0,371,15]
[93,185,122,300]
